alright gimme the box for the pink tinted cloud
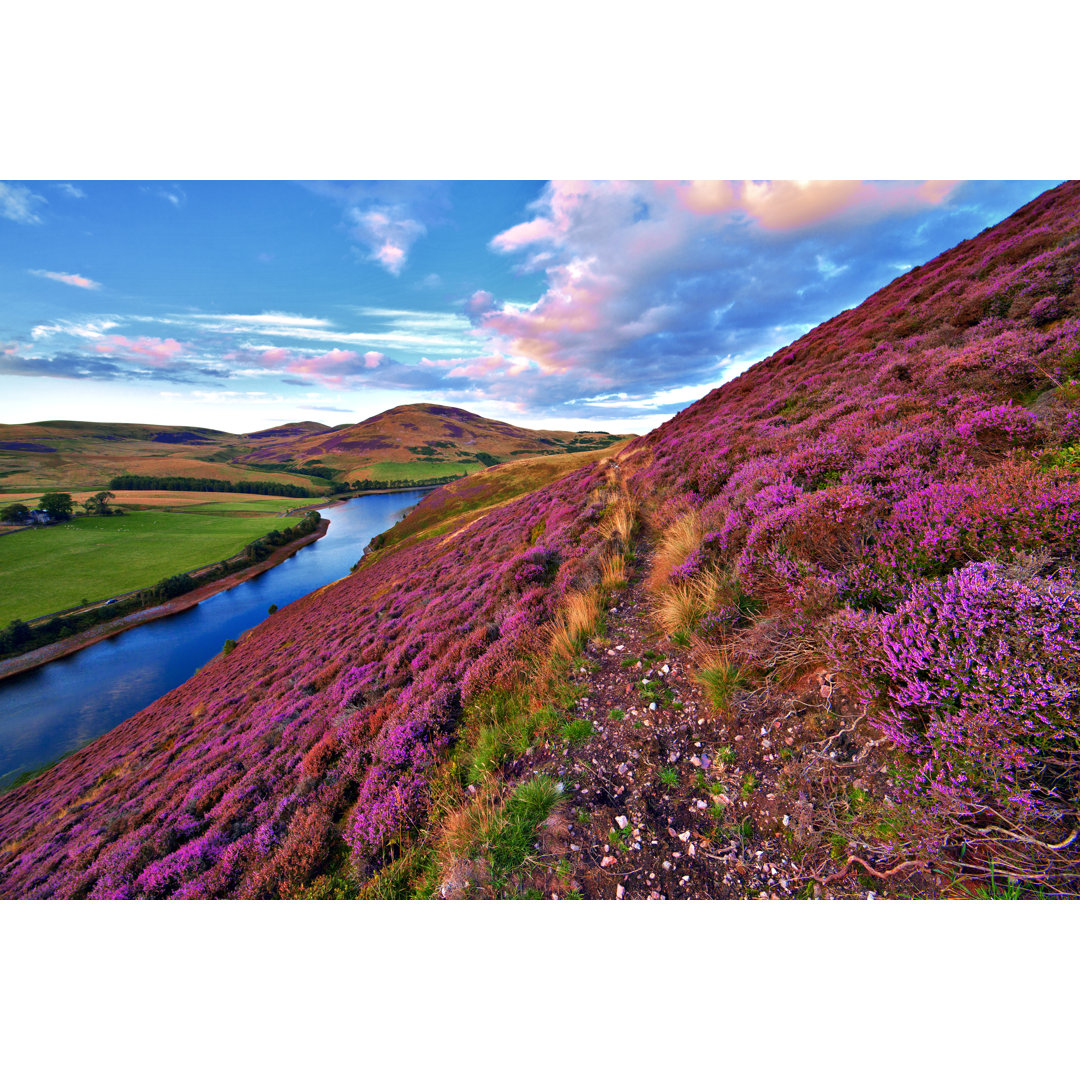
[346,207,427,275]
[29,269,102,290]
[421,353,531,380]
[235,346,374,387]
[464,290,497,321]
[473,179,967,395]
[95,335,188,365]
[736,179,959,230]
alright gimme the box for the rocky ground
[502,552,937,901]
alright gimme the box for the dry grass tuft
[598,497,639,547]
[691,643,746,711]
[650,565,725,637]
[599,550,627,589]
[549,587,605,660]
[646,511,703,590]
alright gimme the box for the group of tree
[2,491,120,525]
[1,492,79,524]
[82,490,115,516]
[349,474,466,491]
[110,474,311,498]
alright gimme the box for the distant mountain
[234,403,624,483]
[0,409,624,494]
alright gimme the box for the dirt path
[507,547,899,900]
[0,519,329,682]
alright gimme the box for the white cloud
[0,181,45,224]
[30,318,118,340]
[54,182,86,199]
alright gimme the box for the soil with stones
[503,548,939,901]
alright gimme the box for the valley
[2,182,1078,901]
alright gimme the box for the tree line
[109,474,313,498]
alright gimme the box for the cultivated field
[0,504,313,623]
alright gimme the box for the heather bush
[862,562,1079,869]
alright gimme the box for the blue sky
[0,179,1057,435]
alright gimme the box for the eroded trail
[498,548,842,899]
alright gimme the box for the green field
[363,459,487,482]
[167,497,324,516]
[0,510,303,623]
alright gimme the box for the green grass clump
[608,707,625,721]
[462,687,541,784]
[695,658,746,710]
[658,766,679,788]
[560,717,595,746]
[480,776,567,880]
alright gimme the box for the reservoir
[0,489,429,787]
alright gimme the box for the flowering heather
[863,563,1079,829]
[3,181,1080,897]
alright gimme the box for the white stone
[615,815,629,830]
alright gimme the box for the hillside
[0,420,327,495]
[2,182,1079,899]
[234,403,625,484]
[0,407,624,494]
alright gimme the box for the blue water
[0,490,430,787]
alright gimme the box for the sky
[0,179,1058,436]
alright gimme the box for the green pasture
[363,459,486,481]
[0,509,302,623]
[168,497,324,516]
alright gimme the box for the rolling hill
[2,181,1078,900]
[0,406,624,495]
[233,403,625,484]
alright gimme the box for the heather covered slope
[2,182,1079,899]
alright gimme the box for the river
[0,489,430,787]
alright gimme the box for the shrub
[864,562,1080,867]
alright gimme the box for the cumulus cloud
[0,181,46,224]
[463,179,1010,418]
[346,206,426,274]
[29,269,102,290]
[303,181,448,276]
